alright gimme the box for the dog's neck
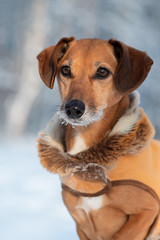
[65,95,130,154]
[38,91,154,194]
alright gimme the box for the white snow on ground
[0,137,78,240]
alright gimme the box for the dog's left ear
[108,39,153,93]
[37,37,75,89]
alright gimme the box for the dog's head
[37,37,153,126]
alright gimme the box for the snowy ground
[0,137,78,240]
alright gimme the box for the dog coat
[37,92,160,239]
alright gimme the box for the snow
[0,137,78,240]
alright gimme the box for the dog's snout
[65,100,85,119]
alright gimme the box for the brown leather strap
[111,179,160,204]
[62,180,112,197]
[111,179,160,237]
[62,179,160,202]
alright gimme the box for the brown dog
[37,37,160,240]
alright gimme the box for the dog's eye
[96,67,110,79]
[60,65,71,77]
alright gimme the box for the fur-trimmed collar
[37,92,154,182]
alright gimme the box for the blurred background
[0,0,160,239]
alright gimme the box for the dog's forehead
[63,39,117,65]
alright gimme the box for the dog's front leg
[112,209,158,240]
[76,225,90,240]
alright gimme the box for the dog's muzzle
[65,99,85,119]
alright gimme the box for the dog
[37,37,160,240]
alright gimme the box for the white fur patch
[109,108,141,136]
[39,113,64,151]
[80,196,103,214]
[109,91,141,136]
[68,135,88,155]
[146,235,160,240]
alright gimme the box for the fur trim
[109,91,140,136]
[37,93,155,179]
[40,113,65,151]
[74,109,154,163]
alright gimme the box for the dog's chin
[57,110,103,127]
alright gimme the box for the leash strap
[62,180,112,197]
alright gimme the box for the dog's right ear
[37,37,75,89]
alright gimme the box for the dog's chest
[66,133,105,214]
[67,134,88,155]
[79,196,104,214]
[73,196,105,240]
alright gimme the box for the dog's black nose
[65,100,85,119]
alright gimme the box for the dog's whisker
[48,105,61,114]
[58,110,102,127]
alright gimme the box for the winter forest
[0,0,160,239]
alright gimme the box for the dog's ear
[37,37,75,89]
[108,39,153,93]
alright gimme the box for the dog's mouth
[58,103,103,127]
